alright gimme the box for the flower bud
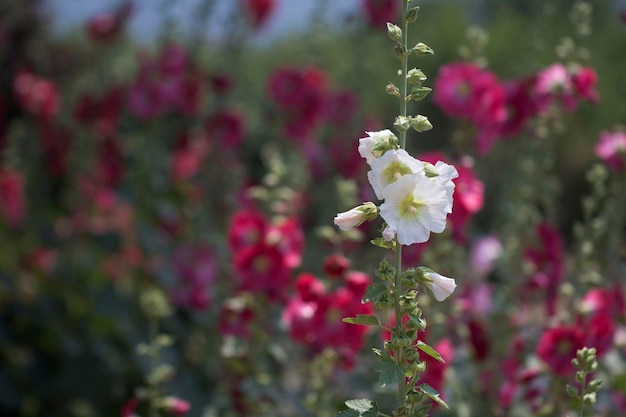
[387,23,402,42]
[413,42,434,56]
[386,83,401,97]
[409,115,433,133]
[417,267,457,301]
[406,68,427,85]
[405,6,420,23]
[407,86,432,102]
[333,202,379,231]
[394,116,411,132]
[394,44,407,61]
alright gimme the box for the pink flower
[361,0,399,30]
[0,168,25,228]
[536,325,585,376]
[595,130,626,171]
[121,396,139,417]
[234,242,291,300]
[163,397,191,416]
[13,69,60,119]
[469,235,502,278]
[228,209,268,252]
[240,0,276,28]
[433,62,506,154]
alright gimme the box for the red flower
[361,0,399,30]
[283,271,373,368]
[234,242,291,300]
[323,253,351,279]
[240,0,276,28]
[74,87,123,138]
[571,66,599,103]
[228,209,268,252]
[536,325,585,376]
[0,168,25,228]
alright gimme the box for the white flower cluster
[333,129,459,301]
[337,129,458,246]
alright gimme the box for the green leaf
[419,384,449,409]
[375,357,405,387]
[335,399,379,417]
[565,384,579,398]
[362,283,388,303]
[370,237,395,250]
[406,313,426,331]
[416,341,445,363]
[343,315,381,326]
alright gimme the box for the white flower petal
[424,271,457,301]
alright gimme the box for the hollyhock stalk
[334,2,455,416]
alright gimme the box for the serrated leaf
[376,357,405,387]
[406,313,426,331]
[419,384,449,409]
[362,283,388,303]
[416,341,445,363]
[343,314,381,326]
[336,399,379,417]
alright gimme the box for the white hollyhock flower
[422,270,457,301]
[425,160,459,213]
[379,173,450,245]
[334,202,378,231]
[358,129,398,165]
[367,149,423,200]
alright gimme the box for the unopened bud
[387,23,402,42]
[406,68,427,85]
[405,6,419,23]
[413,42,434,56]
[394,116,411,132]
[409,115,433,132]
[386,83,401,97]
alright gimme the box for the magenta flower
[433,62,506,154]
[205,110,245,149]
[595,130,626,171]
[536,325,585,376]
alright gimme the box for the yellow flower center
[383,161,412,184]
[398,194,424,218]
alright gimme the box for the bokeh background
[2,0,626,416]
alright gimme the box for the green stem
[149,318,158,417]
[394,238,404,403]
[400,2,409,150]
[394,0,410,406]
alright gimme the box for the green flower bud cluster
[566,347,603,415]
